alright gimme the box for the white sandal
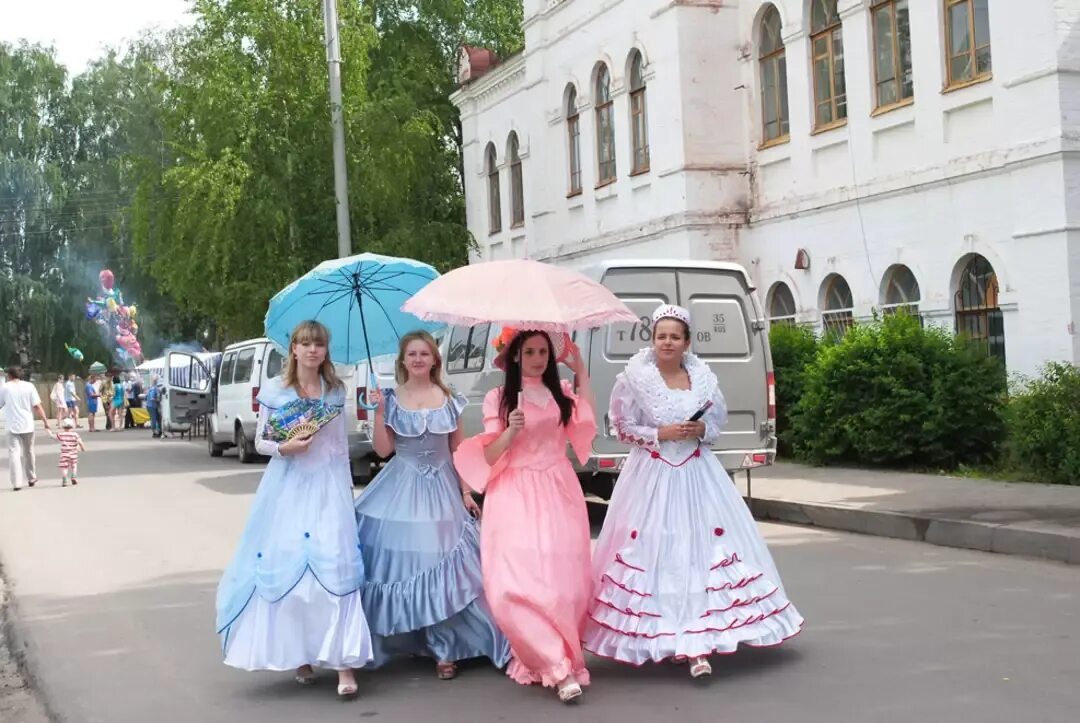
[556,677,582,703]
[689,656,712,678]
[337,682,358,699]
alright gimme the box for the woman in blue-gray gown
[355,330,510,679]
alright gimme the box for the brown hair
[281,320,343,391]
[5,366,22,380]
[395,331,453,398]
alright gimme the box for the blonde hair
[395,331,452,398]
[281,320,343,391]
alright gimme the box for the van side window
[233,348,257,384]
[446,324,491,374]
[219,353,237,386]
[266,349,284,379]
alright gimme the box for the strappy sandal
[337,682,359,699]
[689,656,712,678]
[436,661,458,680]
[294,665,316,685]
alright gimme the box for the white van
[165,338,365,466]
[350,260,776,498]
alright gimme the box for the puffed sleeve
[609,375,659,449]
[254,404,282,457]
[561,379,596,465]
[701,386,729,445]
[452,388,507,493]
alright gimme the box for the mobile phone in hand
[688,400,713,422]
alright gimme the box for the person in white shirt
[0,367,54,491]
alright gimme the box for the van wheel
[208,429,226,458]
[236,426,256,464]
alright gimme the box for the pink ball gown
[454,377,596,687]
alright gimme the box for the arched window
[508,133,524,228]
[768,282,797,327]
[881,265,921,316]
[486,143,501,234]
[628,50,650,174]
[955,254,1004,361]
[595,64,617,184]
[871,0,913,109]
[811,0,847,129]
[566,86,582,195]
[821,274,854,336]
[759,5,790,144]
[945,0,992,88]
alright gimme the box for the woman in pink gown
[454,329,596,703]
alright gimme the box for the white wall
[454,0,1080,377]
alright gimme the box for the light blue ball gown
[216,376,373,671]
[354,389,510,668]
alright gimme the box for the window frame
[508,134,524,228]
[628,51,650,175]
[233,347,256,384]
[566,87,583,196]
[880,265,922,318]
[810,0,847,132]
[594,65,617,186]
[870,0,914,113]
[821,274,855,337]
[954,255,1004,362]
[219,352,237,386]
[485,143,501,235]
[768,282,797,327]
[944,0,992,90]
[446,324,493,375]
[759,5,790,147]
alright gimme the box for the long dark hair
[499,331,574,427]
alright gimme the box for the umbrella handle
[358,367,380,412]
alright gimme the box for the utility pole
[322,0,352,258]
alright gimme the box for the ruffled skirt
[355,456,509,667]
[584,449,803,664]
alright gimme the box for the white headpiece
[652,304,691,326]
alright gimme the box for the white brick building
[452,0,1080,377]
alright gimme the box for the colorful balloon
[65,343,85,362]
[99,269,115,291]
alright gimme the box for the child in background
[56,418,86,487]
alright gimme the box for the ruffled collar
[622,349,716,417]
[521,374,553,408]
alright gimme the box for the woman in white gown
[216,320,373,698]
[583,304,803,678]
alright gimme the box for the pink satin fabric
[454,378,596,687]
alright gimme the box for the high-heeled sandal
[689,656,712,678]
[435,661,458,680]
[294,666,315,685]
[337,682,359,699]
[556,677,582,703]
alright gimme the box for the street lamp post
[322,0,352,258]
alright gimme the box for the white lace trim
[621,349,718,426]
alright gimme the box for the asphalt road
[1,429,1078,723]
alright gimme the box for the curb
[0,573,57,723]
[746,497,1080,565]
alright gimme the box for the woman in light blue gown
[356,330,510,680]
[216,321,372,698]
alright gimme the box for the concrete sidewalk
[740,462,1080,565]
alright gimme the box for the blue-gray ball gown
[216,377,373,671]
[354,390,510,668]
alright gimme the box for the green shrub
[791,311,1006,468]
[769,323,820,456]
[1004,362,1080,485]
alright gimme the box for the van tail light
[766,372,776,421]
[598,458,618,470]
[752,453,768,465]
[251,387,260,413]
[356,387,368,421]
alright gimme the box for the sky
[1,0,193,73]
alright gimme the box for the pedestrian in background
[85,375,100,432]
[111,376,126,432]
[55,418,86,487]
[215,320,371,698]
[0,366,53,491]
[146,374,166,439]
[101,375,115,431]
[453,330,596,704]
[64,374,81,428]
[50,375,66,426]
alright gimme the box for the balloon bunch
[86,269,143,364]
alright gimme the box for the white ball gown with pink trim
[583,350,803,664]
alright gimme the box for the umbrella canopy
[88,361,108,374]
[264,253,443,366]
[402,259,636,333]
